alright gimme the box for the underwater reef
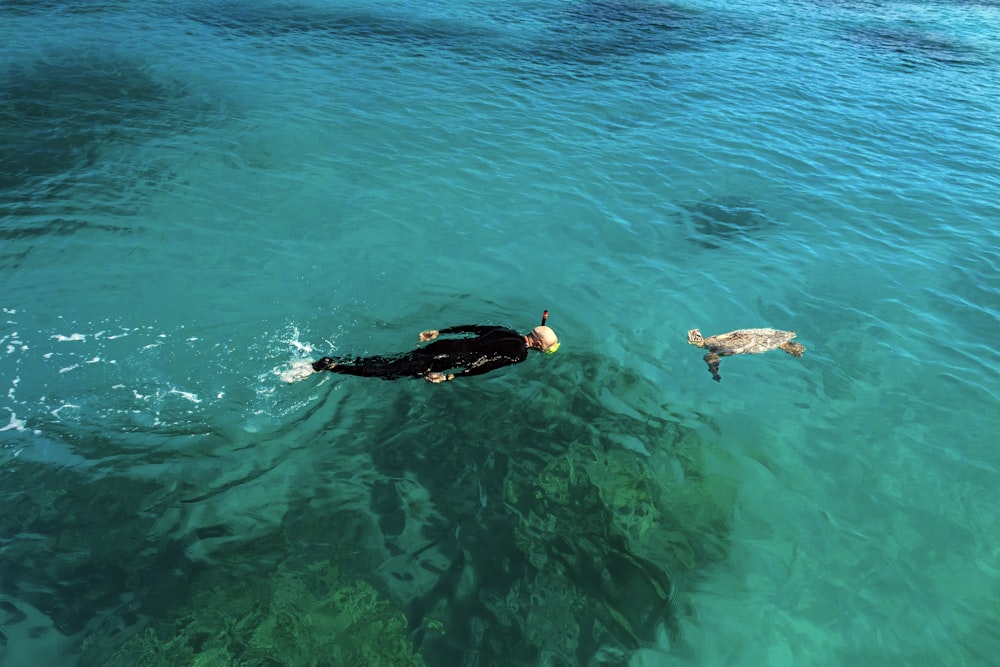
[358,352,736,665]
[92,559,425,667]
[3,352,736,666]
[675,196,770,249]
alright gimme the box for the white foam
[279,360,316,384]
[50,404,80,418]
[284,325,315,354]
[169,389,202,404]
[59,364,80,374]
[51,333,86,342]
[0,409,26,433]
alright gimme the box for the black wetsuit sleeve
[436,325,505,336]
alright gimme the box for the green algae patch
[101,560,424,667]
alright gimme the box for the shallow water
[2,0,999,665]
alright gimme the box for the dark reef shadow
[1,50,223,240]
[185,0,767,77]
[357,354,734,666]
[843,25,989,69]
[675,196,771,249]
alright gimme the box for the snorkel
[539,310,560,354]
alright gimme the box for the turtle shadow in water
[675,196,770,249]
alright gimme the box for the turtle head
[686,329,705,347]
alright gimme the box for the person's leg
[312,357,337,372]
[314,353,428,380]
[281,359,319,383]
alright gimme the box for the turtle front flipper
[704,351,723,382]
[780,341,806,357]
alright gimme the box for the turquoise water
[2,0,999,664]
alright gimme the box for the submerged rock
[677,196,769,249]
[97,560,425,667]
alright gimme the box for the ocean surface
[2,0,999,665]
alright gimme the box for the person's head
[528,325,560,354]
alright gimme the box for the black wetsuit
[311,325,528,380]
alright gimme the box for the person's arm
[419,325,500,342]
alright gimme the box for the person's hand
[419,330,439,342]
[424,372,454,383]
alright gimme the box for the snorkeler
[299,312,559,384]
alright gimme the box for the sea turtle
[686,328,805,382]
